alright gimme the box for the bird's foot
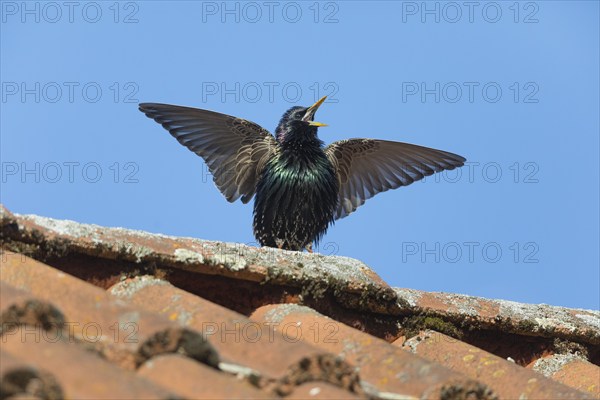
[305,243,313,253]
[275,238,284,250]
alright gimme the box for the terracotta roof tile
[397,329,592,399]
[3,205,598,347]
[108,276,365,397]
[5,395,44,400]
[251,304,497,400]
[137,354,273,399]
[2,204,599,399]
[0,204,398,315]
[394,288,600,346]
[1,252,219,370]
[530,354,600,397]
[2,327,177,399]
[0,350,62,400]
[287,382,363,399]
[0,281,65,334]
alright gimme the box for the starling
[139,97,465,251]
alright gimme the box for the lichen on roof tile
[20,213,103,239]
[261,303,321,325]
[2,203,599,356]
[173,248,205,264]
[393,288,422,308]
[574,313,600,330]
[393,287,600,346]
[497,300,600,339]
[532,354,586,377]
[109,276,170,299]
[2,205,400,315]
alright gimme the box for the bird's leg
[305,243,313,253]
[275,238,284,250]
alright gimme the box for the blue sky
[1,1,598,310]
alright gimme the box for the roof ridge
[2,204,599,398]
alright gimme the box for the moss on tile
[402,315,463,340]
[552,338,589,359]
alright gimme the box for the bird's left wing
[325,139,466,220]
[139,103,278,203]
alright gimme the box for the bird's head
[275,96,328,143]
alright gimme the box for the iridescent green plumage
[253,128,338,250]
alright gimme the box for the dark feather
[139,103,277,203]
[325,139,466,219]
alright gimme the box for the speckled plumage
[253,134,338,250]
[139,97,466,251]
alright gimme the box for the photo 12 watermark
[200,81,339,104]
[1,162,140,184]
[400,82,540,104]
[0,250,28,264]
[202,321,339,344]
[196,161,539,186]
[420,161,540,184]
[1,1,140,23]
[401,241,540,264]
[0,320,339,345]
[0,321,140,344]
[400,2,540,24]
[200,1,339,23]
[1,82,139,104]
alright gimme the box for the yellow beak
[303,96,328,127]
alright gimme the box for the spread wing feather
[325,139,466,219]
[139,103,278,203]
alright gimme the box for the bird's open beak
[303,96,328,127]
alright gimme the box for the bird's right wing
[139,103,278,203]
[325,139,466,220]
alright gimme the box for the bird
[139,96,466,252]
